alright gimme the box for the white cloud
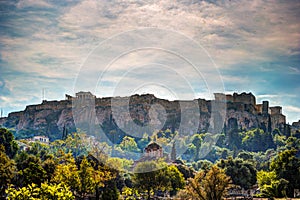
[257,94,297,99]
[285,106,300,113]
[288,66,300,74]
[2,0,299,82]
[257,94,280,99]
[16,0,53,9]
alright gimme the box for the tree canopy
[178,165,231,200]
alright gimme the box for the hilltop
[0,91,294,141]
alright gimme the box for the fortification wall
[223,92,257,105]
[271,114,286,130]
[255,104,262,114]
[0,92,289,139]
[226,95,233,102]
[233,92,256,105]
[270,106,282,115]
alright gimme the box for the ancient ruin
[0,92,292,140]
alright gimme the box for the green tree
[98,165,119,200]
[270,148,300,197]
[0,128,18,158]
[273,134,286,147]
[133,161,160,199]
[191,134,202,160]
[241,129,275,152]
[6,182,74,200]
[166,165,185,196]
[101,179,119,200]
[237,151,254,161]
[182,143,196,161]
[78,157,94,198]
[170,142,176,161]
[52,152,81,193]
[14,152,47,187]
[119,136,139,152]
[181,165,231,200]
[64,133,89,158]
[76,154,117,200]
[122,187,140,200]
[54,153,113,199]
[28,142,49,160]
[192,159,213,171]
[133,161,173,199]
[175,163,195,179]
[89,142,111,163]
[106,157,133,172]
[19,160,47,186]
[284,136,300,149]
[50,139,66,155]
[78,156,108,199]
[42,156,57,182]
[218,157,257,189]
[257,170,288,198]
[0,145,16,196]
[252,149,277,171]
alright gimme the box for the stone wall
[0,92,289,140]
[292,120,300,129]
[233,92,256,105]
[270,106,282,115]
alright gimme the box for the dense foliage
[0,125,299,199]
[177,165,231,200]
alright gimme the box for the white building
[32,136,49,144]
[16,140,31,151]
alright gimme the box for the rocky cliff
[0,92,288,141]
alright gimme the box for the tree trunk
[147,188,151,200]
[95,186,99,200]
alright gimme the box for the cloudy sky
[0,0,299,123]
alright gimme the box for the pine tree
[171,142,176,161]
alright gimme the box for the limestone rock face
[0,93,287,140]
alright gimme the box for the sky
[0,0,299,123]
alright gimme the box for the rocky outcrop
[0,92,288,141]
